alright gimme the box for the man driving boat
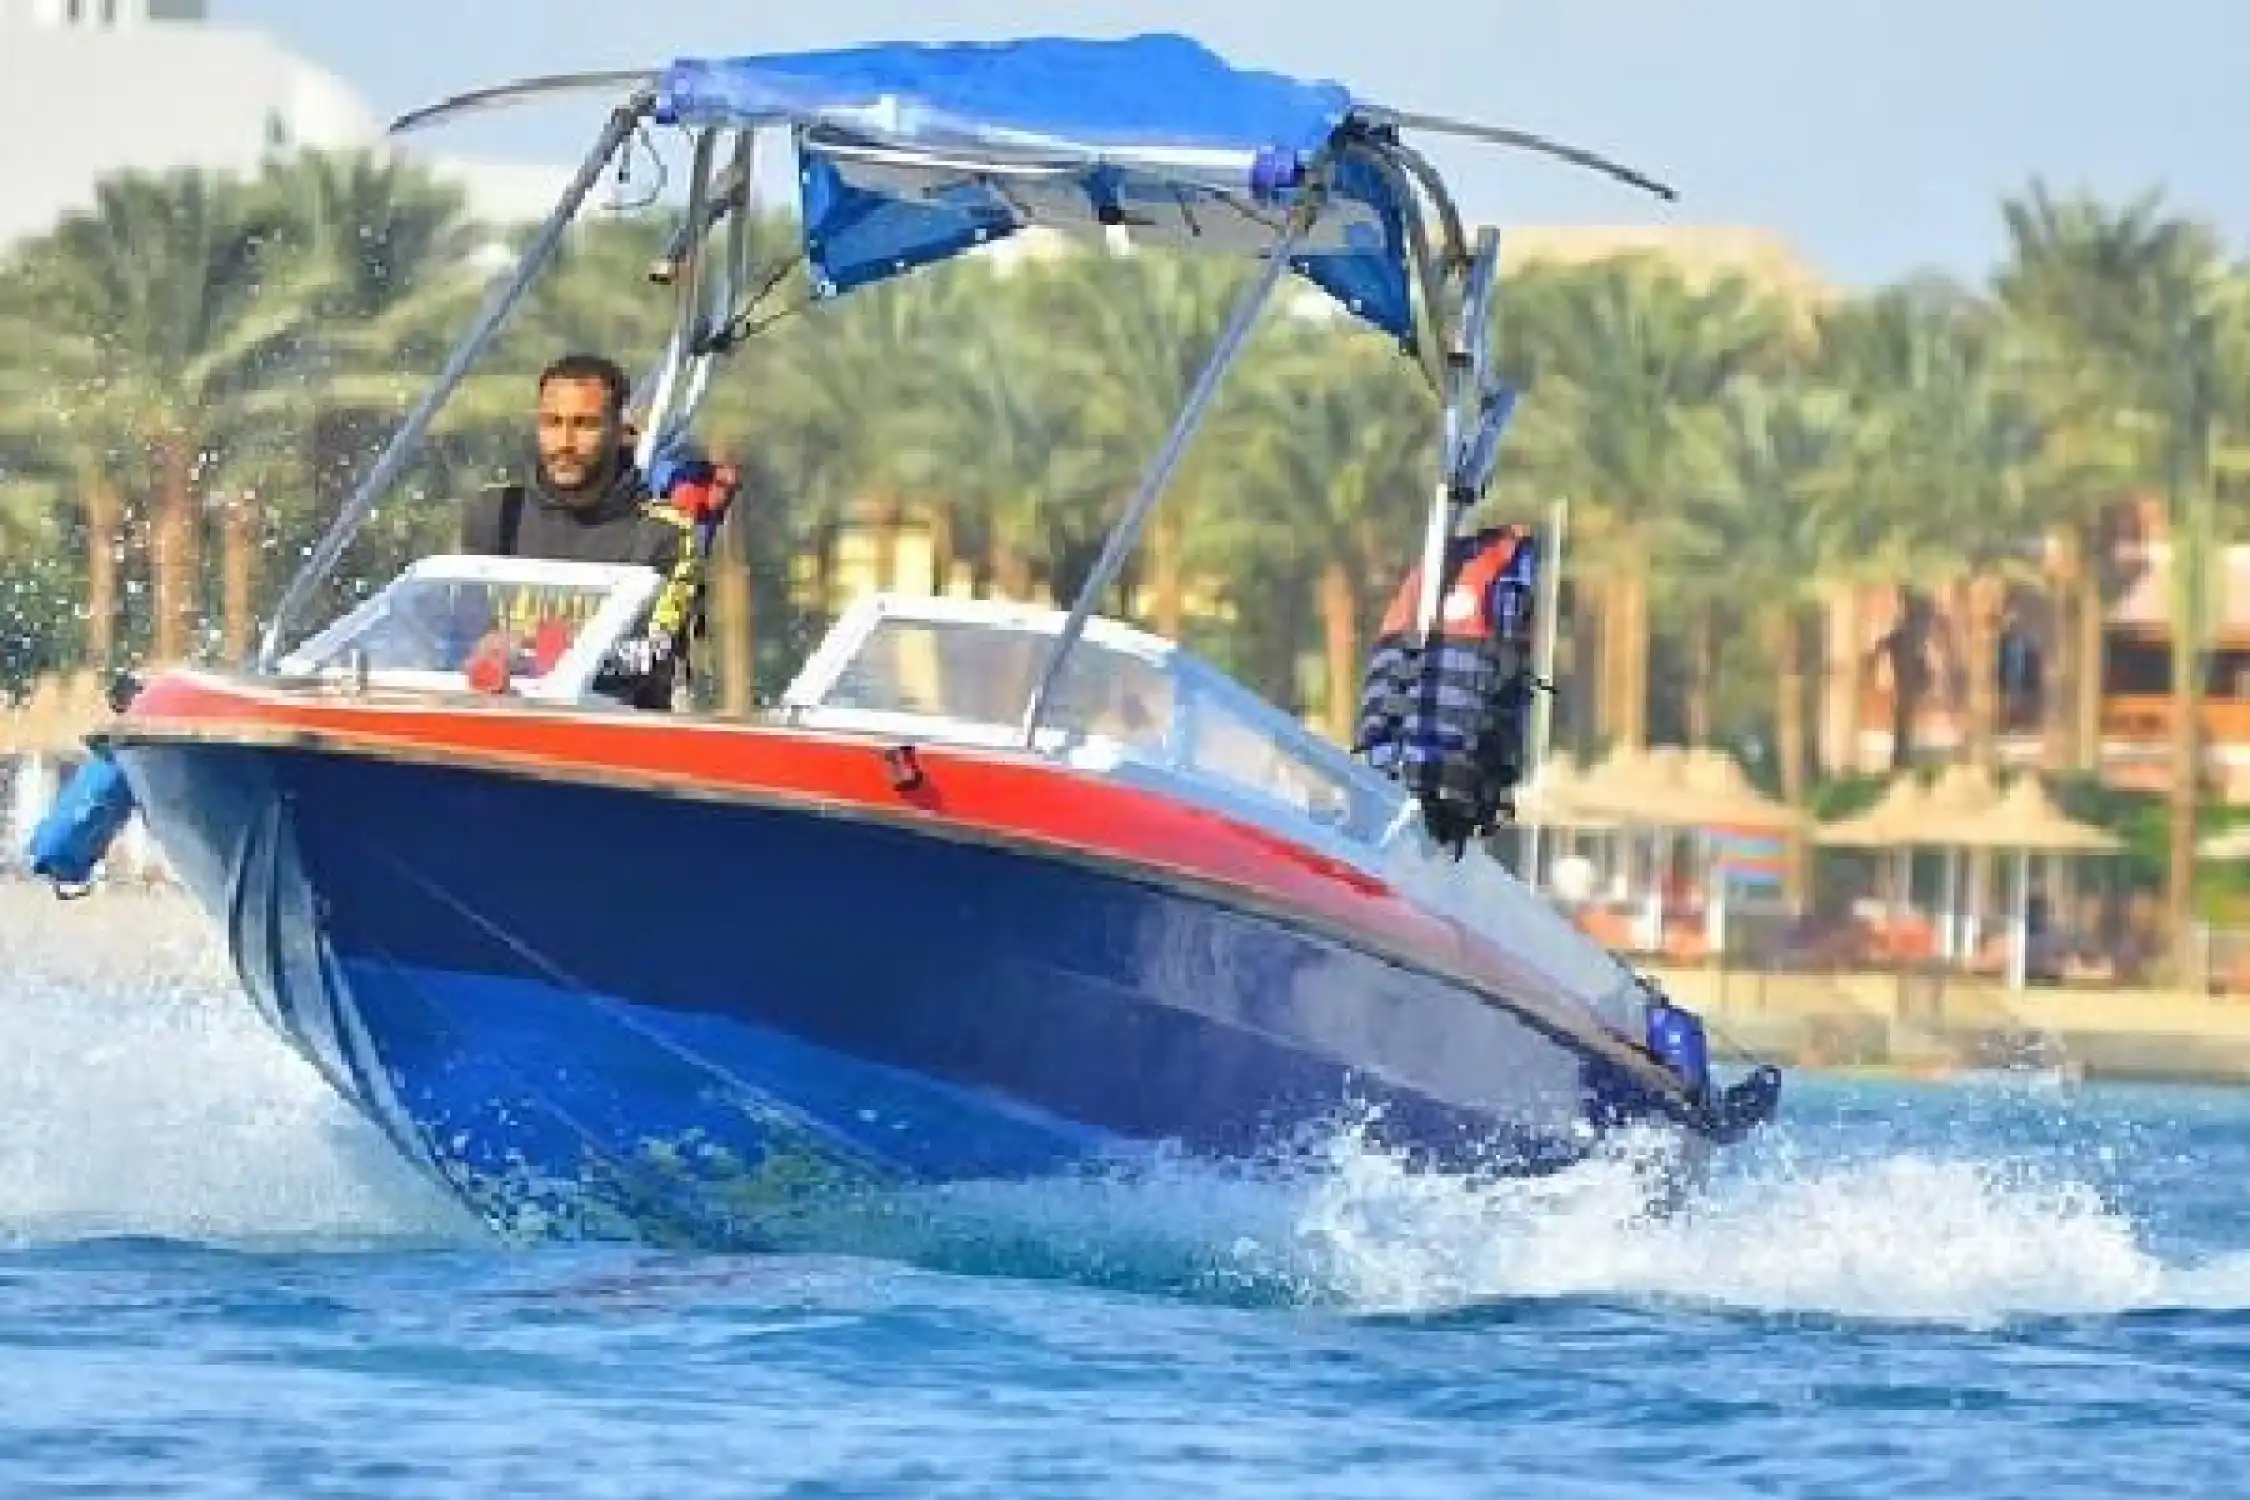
[458,351,737,709]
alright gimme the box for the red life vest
[1353,525,1542,856]
[1375,524,1536,642]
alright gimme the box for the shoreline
[1648,963,2250,1091]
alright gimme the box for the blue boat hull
[112,735,1711,1249]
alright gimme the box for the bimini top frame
[255,33,1673,736]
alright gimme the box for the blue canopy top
[653,34,1419,345]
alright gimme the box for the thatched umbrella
[1948,776,2121,989]
[1887,764,2009,960]
[1511,750,1619,896]
[1569,744,1800,955]
[1814,775,1933,848]
[1814,774,1935,930]
[1514,750,1617,829]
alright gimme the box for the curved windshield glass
[818,616,1176,753]
[291,575,622,680]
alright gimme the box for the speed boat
[30,34,1779,1249]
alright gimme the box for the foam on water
[0,881,475,1250]
[5,882,2247,1329]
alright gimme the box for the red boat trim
[104,670,1693,1104]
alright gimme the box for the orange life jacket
[1375,524,1536,642]
[1353,525,1543,855]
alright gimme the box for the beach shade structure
[1814,774,1934,939]
[1813,774,1933,848]
[1513,750,1617,829]
[1947,774,2122,990]
[1883,763,2007,961]
[1569,743,1664,821]
[1506,750,1621,900]
[1569,744,1800,956]
[1677,747,1800,832]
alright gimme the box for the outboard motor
[25,673,143,898]
[1353,524,1543,856]
[1640,980,1783,1144]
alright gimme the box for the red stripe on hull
[113,670,1579,1034]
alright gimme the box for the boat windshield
[278,557,663,698]
[806,611,1389,838]
[823,615,1177,753]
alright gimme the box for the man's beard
[535,445,617,500]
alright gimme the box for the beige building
[0,0,573,249]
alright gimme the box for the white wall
[0,7,570,249]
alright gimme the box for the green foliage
[5,152,2250,914]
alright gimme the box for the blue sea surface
[4,885,2248,1497]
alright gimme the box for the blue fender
[27,745,138,895]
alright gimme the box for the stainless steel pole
[257,95,651,671]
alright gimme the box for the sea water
[2,884,2246,1497]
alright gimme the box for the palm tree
[1993,183,2215,770]
[884,287,1122,613]
[1676,374,1889,895]
[2,170,335,663]
[1210,322,1437,741]
[1849,309,2058,771]
[1498,257,1788,750]
[0,297,132,671]
[1020,249,1257,636]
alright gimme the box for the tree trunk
[1964,572,2003,771]
[78,468,122,671]
[2169,498,2211,989]
[992,542,1033,603]
[1769,605,1810,905]
[1886,587,1931,772]
[926,502,958,597]
[1685,603,1716,747]
[148,431,202,664]
[1317,559,1363,745]
[1599,571,1648,749]
[1150,507,1186,639]
[2045,527,2082,771]
[1820,584,1861,775]
[2168,663,2202,988]
[870,496,901,590]
[2074,550,2106,775]
[219,490,259,663]
[1620,568,1650,749]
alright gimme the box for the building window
[63,0,83,22]
[265,110,291,151]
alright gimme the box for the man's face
[535,376,620,496]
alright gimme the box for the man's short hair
[538,352,631,417]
